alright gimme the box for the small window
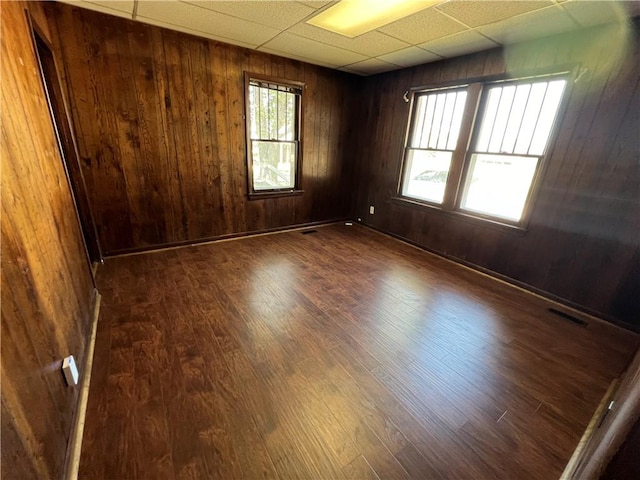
[245,73,304,198]
[401,88,468,204]
[398,73,568,227]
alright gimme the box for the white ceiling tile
[260,33,367,67]
[134,16,257,49]
[183,1,317,30]
[287,23,411,57]
[561,0,631,27]
[436,1,554,28]
[478,6,577,45]
[57,0,134,18]
[420,30,498,58]
[61,0,611,75]
[378,46,443,68]
[340,58,399,76]
[378,8,467,45]
[136,1,280,47]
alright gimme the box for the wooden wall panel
[44,3,358,254]
[354,21,640,329]
[0,2,96,478]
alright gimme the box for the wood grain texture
[0,2,96,479]
[353,21,640,329]
[602,416,640,480]
[43,2,358,255]
[32,25,102,263]
[81,224,638,479]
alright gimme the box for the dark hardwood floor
[81,224,638,479]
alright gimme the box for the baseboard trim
[65,290,102,480]
[359,222,638,334]
[105,218,349,258]
[560,378,619,479]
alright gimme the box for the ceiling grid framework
[58,0,639,75]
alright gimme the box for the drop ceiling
[58,0,638,75]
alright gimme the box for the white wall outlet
[369,206,375,214]
[62,355,79,386]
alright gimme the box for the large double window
[399,74,568,226]
[245,73,304,198]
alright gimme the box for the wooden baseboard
[105,218,349,258]
[64,290,102,480]
[561,379,619,479]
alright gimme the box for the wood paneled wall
[1,2,96,478]
[354,21,640,329]
[44,3,358,255]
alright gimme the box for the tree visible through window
[245,74,303,197]
[399,73,568,226]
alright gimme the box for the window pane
[411,95,428,147]
[401,150,452,204]
[488,85,516,152]
[249,85,297,142]
[428,94,446,149]
[528,79,566,155]
[286,93,295,141]
[461,153,538,221]
[475,87,502,152]
[477,78,566,157]
[260,87,269,139]
[410,90,467,149]
[447,91,467,150]
[437,92,457,150]
[513,83,547,154]
[500,84,531,153]
[252,141,296,190]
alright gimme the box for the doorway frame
[26,12,103,273]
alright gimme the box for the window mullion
[442,83,482,211]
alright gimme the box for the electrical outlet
[62,355,79,386]
[369,205,375,214]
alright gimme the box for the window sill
[390,196,528,234]
[249,189,304,200]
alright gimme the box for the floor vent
[548,308,588,326]
[301,229,318,235]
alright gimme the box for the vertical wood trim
[65,293,102,480]
[444,82,482,210]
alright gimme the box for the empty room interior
[3,0,640,478]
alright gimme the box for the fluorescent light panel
[307,0,440,38]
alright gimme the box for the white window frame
[397,72,571,229]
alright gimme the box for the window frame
[244,72,305,200]
[399,85,469,206]
[395,70,573,230]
